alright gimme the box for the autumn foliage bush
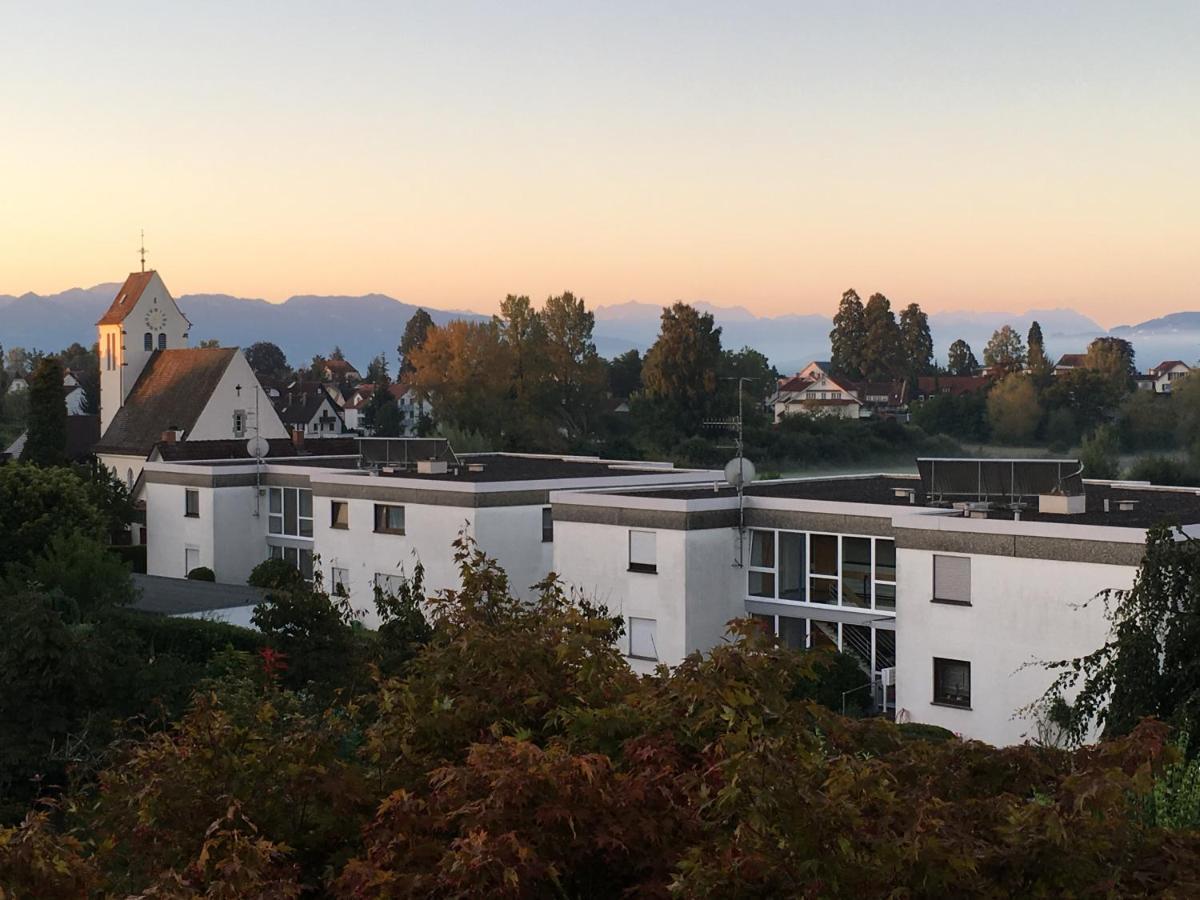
[4,535,1200,897]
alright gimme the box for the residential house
[909,374,993,402]
[773,373,863,421]
[1053,353,1087,376]
[275,382,346,436]
[1142,360,1191,394]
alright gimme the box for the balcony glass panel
[750,530,775,568]
[749,570,776,599]
[809,576,839,606]
[778,532,806,601]
[810,534,837,576]
[875,539,897,582]
[778,616,807,650]
[874,582,896,611]
[840,537,872,608]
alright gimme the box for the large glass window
[374,504,405,535]
[745,530,897,613]
[269,544,313,580]
[268,487,313,538]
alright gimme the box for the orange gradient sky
[2,2,1197,325]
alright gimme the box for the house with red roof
[772,372,863,421]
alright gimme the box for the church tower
[97,270,191,435]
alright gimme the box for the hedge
[103,607,261,663]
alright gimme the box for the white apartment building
[551,461,1200,746]
[142,438,720,625]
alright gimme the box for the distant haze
[3,284,1195,375]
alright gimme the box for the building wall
[553,520,744,672]
[474,504,555,598]
[894,549,1134,746]
[189,352,288,442]
[147,480,272,584]
[314,495,478,627]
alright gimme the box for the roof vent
[1039,494,1086,515]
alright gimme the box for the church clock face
[145,308,167,331]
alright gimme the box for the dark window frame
[331,500,350,530]
[541,506,553,543]
[932,657,972,709]
[184,489,200,518]
[374,503,406,535]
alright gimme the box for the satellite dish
[724,457,756,486]
[245,436,270,459]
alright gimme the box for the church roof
[95,348,237,456]
[96,271,156,325]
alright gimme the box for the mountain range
[1,284,1196,375]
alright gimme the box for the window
[933,658,971,708]
[233,410,245,437]
[541,507,553,542]
[157,332,166,350]
[268,487,313,538]
[746,531,895,612]
[144,332,152,351]
[331,567,349,596]
[374,504,405,534]
[269,544,313,580]
[628,530,657,573]
[331,500,349,529]
[629,617,657,660]
[374,572,406,595]
[933,555,971,605]
[184,489,199,518]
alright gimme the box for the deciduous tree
[986,374,1041,444]
[947,338,979,375]
[398,308,436,376]
[641,302,723,433]
[983,325,1027,374]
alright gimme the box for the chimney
[161,429,177,444]
[291,427,305,453]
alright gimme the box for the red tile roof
[96,271,156,326]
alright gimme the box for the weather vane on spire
[139,229,147,272]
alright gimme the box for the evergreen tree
[398,309,436,376]
[829,289,866,379]
[947,339,979,376]
[608,349,643,399]
[1027,321,1052,382]
[21,357,68,467]
[898,302,934,379]
[860,293,903,381]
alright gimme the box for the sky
[1,1,1197,324]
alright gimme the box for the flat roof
[602,475,1200,528]
[155,451,708,484]
[363,453,683,483]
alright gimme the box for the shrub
[1079,424,1120,480]
[110,543,147,573]
[247,558,305,591]
[186,566,216,581]
[1125,455,1200,487]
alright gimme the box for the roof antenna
[139,230,147,273]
